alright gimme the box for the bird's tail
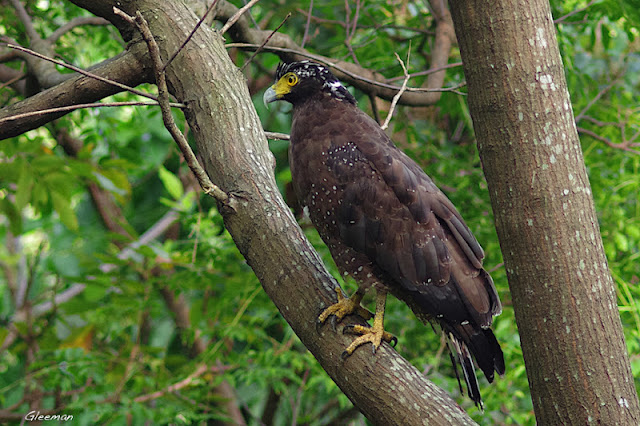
[444,322,505,408]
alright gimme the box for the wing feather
[325,108,499,325]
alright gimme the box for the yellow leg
[317,287,373,330]
[341,289,397,359]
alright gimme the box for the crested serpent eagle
[264,61,505,407]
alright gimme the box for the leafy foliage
[0,0,638,425]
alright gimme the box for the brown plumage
[264,61,504,407]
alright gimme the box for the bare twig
[0,101,184,125]
[4,43,160,102]
[580,115,623,128]
[0,69,25,90]
[290,368,311,426]
[114,8,228,203]
[554,0,598,24]
[48,17,110,42]
[264,131,290,140]
[220,0,260,35]
[578,126,640,155]
[163,0,221,72]
[381,51,411,131]
[9,0,39,41]
[213,0,459,105]
[226,43,464,95]
[297,8,433,34]
[574,76,621,123]
[240,12,291,72]
[301,0,314,48]
[100,208,182,273]
[31,283,87,318]
[134,364,231,403]
[487,262,505,274]
[386,61,462,82]
[343,0,362,66]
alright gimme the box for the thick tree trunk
[449,0,640,424]
[64,0,477,423]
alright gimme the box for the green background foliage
[0,0,638,424]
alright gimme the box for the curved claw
[316,288,366,334]
[342,324,356,335]
[389,335,398,348]
[328,315,338,332]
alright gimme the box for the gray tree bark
[449,0,640,424]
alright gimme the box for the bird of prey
[264,60,504,407]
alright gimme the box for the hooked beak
[263,86,278,108]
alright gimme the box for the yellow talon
[317,288,396,358]
[317,289,397,359]
[317,287,373,330]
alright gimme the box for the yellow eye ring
[285,73,298,86]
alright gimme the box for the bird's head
[263,61,356,107]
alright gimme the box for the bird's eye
[286,73,298,86]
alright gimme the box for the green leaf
[68,159,95,178]
[51,191,78,231]
[619,0,640,27]
[83,285,106,302]
[32,154,65,172]
[614,232,629,252]
[43,172,77,200]
[627,224,640,240]
[15,161,32,210]
[93,171,127,196]
[0,198,22,234]
[31,182,49,210]
[158,165,184,200]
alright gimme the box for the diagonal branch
[162,0,221,72]
[9,0,39,41]
[220,0,260,34]
[381,50,411,131]
[133,364,231,403]
[240,12,291,72]
[217,0,454,106]
[226,43,464,95]
[0,101,182,126]
[4,43,164,102]
[113,8,228,204]
[0,44,153,140]
[48,17,111,42]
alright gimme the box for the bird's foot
[316,287,373,331]
[341,322,397,359]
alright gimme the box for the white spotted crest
[275,61,356,103]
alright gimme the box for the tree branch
[9,0,39,41]
[217,0,451,106]
[381,51,410,131]
[113,7,228,203]
[4,43,164,102]
[0,101,182,126]
[220,0,260,35]
[48,16,111,42]
[0,44,152,139]
[577,126,640,155]
[133,364,231,403]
